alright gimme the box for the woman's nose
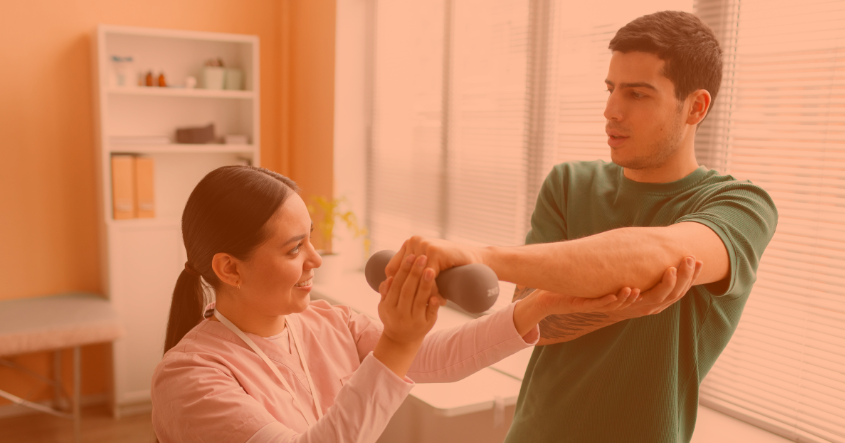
[306,243,322,269]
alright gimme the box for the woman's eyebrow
[283,234,306,246]
[283,224,314,246]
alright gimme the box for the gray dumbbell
[364,250,500,313]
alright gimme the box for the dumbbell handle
[364,250,500,314]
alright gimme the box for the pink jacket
[151,300,539,443]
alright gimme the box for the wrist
[378,333,423,352]
[513,293,546,337]
[479,245,499,269]
[373,333,423,378]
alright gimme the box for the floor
[0,405,154,443]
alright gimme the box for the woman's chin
[291,293,311,312]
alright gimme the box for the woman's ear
[212,253,242,289]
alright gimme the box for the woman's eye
[632,91,643,98]
[290,243,302,254]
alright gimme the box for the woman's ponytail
[163,265,205,354]
[162,166,299,355]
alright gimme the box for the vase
[202,67,225,90]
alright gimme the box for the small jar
[110,56,134,87]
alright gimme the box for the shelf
[107,217,181,229]
[108,144,255,154]
[106,87,254,99]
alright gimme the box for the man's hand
[385,236,484,279]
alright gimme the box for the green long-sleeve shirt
[505,161,778,443]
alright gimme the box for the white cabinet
[91,24,260,416]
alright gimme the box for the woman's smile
[294,277,313,290]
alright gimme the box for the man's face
[604,51,687,170]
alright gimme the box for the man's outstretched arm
[387,222,728,300]
[485,222,727,298]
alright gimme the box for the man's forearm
[512,286,622,345]
[485,226,699,298]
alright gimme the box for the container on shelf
[203,67,226,90]
[225,68,242,90]
[110,56,135,87]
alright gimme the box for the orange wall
[287,0,337,250]
[0,0,335,407]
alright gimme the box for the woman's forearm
[404,303,539,383]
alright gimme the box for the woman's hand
[534,287,640,317]
[609,256,703,321]
[373,254,445,377]
[512,256,703,337]
[378,254,443,344]
[513,286,639,337]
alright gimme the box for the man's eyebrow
[283,223,314,246]
[605,80,658,91]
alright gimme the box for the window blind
[695,1,845,442]
[444,0,531,248]
[368,0,446,253]
[369,0,533,252]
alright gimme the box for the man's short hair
[609,11,722,115]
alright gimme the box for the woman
[151,166,659,442]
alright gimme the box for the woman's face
[238,193,322,316]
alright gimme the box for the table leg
[73,346,81,443]
[53,350,63,410]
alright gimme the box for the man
[387,11,778,442]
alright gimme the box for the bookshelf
[106,86,255,99]
[91,24,260,416]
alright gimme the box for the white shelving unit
[91,24,260,416]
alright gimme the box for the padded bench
[0,292,123,442]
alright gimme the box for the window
[695,1,845,441]
[367,1,845,440]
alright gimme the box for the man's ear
[686,89,712,126]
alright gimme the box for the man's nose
[604,91,623,121]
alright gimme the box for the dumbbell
[364,250,500,313]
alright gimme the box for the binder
[111,155,136,219]
[134,157,155,218]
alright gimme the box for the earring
[237,283,241,290]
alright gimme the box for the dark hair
[609,11,722,120]
[163,165,300,354]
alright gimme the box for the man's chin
[610,150,637,169]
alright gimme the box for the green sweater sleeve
[675,181,779,299]
[525,166,568,246]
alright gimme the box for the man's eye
[632,91,644,98]
[291,243,302,254]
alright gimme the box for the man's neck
[623,140,699,184]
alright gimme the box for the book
[111,155,136,219]
[134,157,155,218]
